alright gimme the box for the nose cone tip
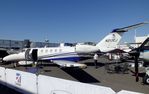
[2,56,9,61]
[2,57,6,61]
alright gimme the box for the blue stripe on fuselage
[39,52,77,58]
[40,52,92,62]
[46,57,81,62]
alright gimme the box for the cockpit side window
[144,41,149,47]
[141,38,149,50]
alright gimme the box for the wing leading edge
[52,60,87,69]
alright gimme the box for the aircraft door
[25,49,31,60]
[32,49,38,61]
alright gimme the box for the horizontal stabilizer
[52,60,87,69]
[112,22,149,32]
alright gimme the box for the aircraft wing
[52,60,87,69]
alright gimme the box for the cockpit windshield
[20,49,26,52]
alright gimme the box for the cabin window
[55,49,57,52]
[144,41,149,47]
[45,49,48,53]
[144,41,149,50]
[50,49,52,53]
[141,39,149,50]
[41,50,43,53]
[59,49,62,52]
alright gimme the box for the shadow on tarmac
[61,68,100,83]
[130,69,146,77]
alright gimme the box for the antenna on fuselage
[45,39,49,48]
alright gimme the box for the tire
[143,74,149,84]
[143,62,149,67]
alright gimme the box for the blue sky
[0,0,148,43]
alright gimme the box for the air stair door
[32,49,38,61]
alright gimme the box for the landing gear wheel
[143,74,149,84]
[13,62,17,68]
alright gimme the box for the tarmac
[0,56,149,94]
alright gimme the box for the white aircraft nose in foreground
[3,22,148,68]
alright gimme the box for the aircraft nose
[3,55,12,62]
[3,56,8,61]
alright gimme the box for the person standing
[94,53,98,68]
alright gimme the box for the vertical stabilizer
[96,32,123,52]
[96,22,148,52]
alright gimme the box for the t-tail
[96,22,149,52]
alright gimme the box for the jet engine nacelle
[75,44,98,53]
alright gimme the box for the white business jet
[3,22,148,68]
[139,37,149,84]
[138,37,149,65]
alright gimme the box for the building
[0,39,59,49]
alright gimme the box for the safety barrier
[5,69,37,94]
[0,67,6,85]
[0,67,143,94]
[38,75,115,94]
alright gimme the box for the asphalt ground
[0,84,22,94]
[0,56,149,94]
